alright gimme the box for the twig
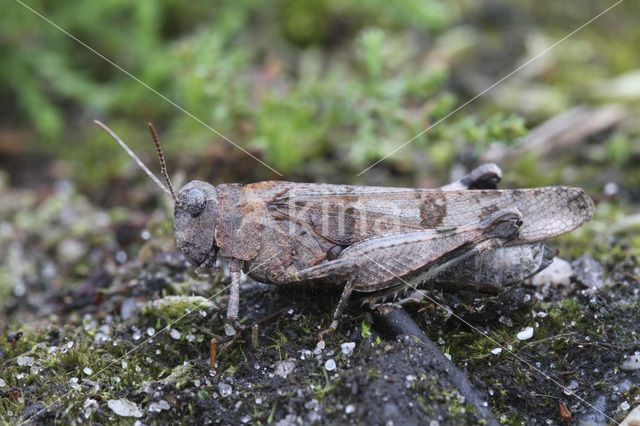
[373,308,499,426]
[210,338,218,370]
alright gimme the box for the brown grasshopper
[95,121,594,338]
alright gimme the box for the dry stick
[251,324,260,350]
[210,338,218,370]
[520,332,578,349]
[482,105,626,164]
[373,308,499,426]
[357,0,624,176]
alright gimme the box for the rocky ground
[0,171,638,425]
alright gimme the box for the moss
[160,361,194,389]
[141,296,216,320]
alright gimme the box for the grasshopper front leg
[292,208,523,337]
[225,258,245,338]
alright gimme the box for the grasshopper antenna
[94,120,176,201]
[147,122,177,202]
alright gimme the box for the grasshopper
[96,121,594,338]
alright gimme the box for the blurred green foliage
[1,0,517,185]
[2,0,639,188]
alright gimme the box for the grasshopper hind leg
[288,257,360,339]
[291,208,521,339]
[440,163,502,191]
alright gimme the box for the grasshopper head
[174,180,219,268]
[94,121,220,270]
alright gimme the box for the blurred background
[1,0,638,345]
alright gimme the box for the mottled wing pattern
[293,209,520,292]
[343,228,509,292]
[268,184,594,245]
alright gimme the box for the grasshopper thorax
[174,180,219,267]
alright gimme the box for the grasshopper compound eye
[185,188,207,217]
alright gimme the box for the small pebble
[517,327,534,341]
[621,355,640,371]
[345,404,355,414]
[83,398,98,419]
[17,356,35,367]
[225,324,235,337]
[604,182,619,196]
[170,329,181,340]
[107,399,143,418]
[147,400,170,413]
[491,348,502,355]
[218,383,232,397]
[83,367,92,375]
[115,251,127,263]
[70,378,81,391]
[341,342,356,357]
[499,316,513,327]
[274,360,296,378]
[324,359,336,371]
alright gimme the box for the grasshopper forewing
[238,183,593,334]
